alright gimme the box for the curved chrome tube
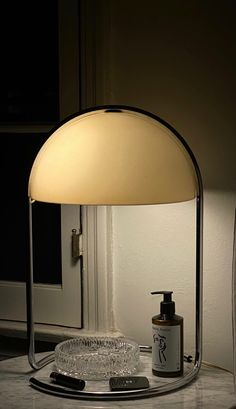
[26,198,55,370]
[27,187,203,396]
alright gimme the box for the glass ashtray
[54,336,140,380]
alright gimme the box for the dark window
[1,133,62,284]
[0,1,62,285]
[0,1,59,123]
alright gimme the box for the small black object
[49,371,85,390]
[105,109,122,113]
[109,376,150,391]
[184,354,193,363]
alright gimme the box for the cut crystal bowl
[54,336,140,380]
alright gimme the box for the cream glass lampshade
[28,107,198,205]
[27,105,203,400]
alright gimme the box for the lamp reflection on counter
[27,105,203,399]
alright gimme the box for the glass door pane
[0,0,59,123]
[1,132,62,284]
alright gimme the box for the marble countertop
[0,352,236,409]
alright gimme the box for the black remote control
[109,376,150,391]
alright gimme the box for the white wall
[95,0,236,371]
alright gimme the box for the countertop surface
[0,352,236,409]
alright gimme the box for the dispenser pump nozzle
[151,290,175,316]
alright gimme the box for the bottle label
[152,324,181,372]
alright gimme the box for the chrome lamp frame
[26,105,203,400]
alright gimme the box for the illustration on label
[153,332,167,363]
[152,324,180,372]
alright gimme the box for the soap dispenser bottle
[151,290,183,377]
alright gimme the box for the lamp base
[29,346,200,400]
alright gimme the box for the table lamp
[27,105,203,399]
